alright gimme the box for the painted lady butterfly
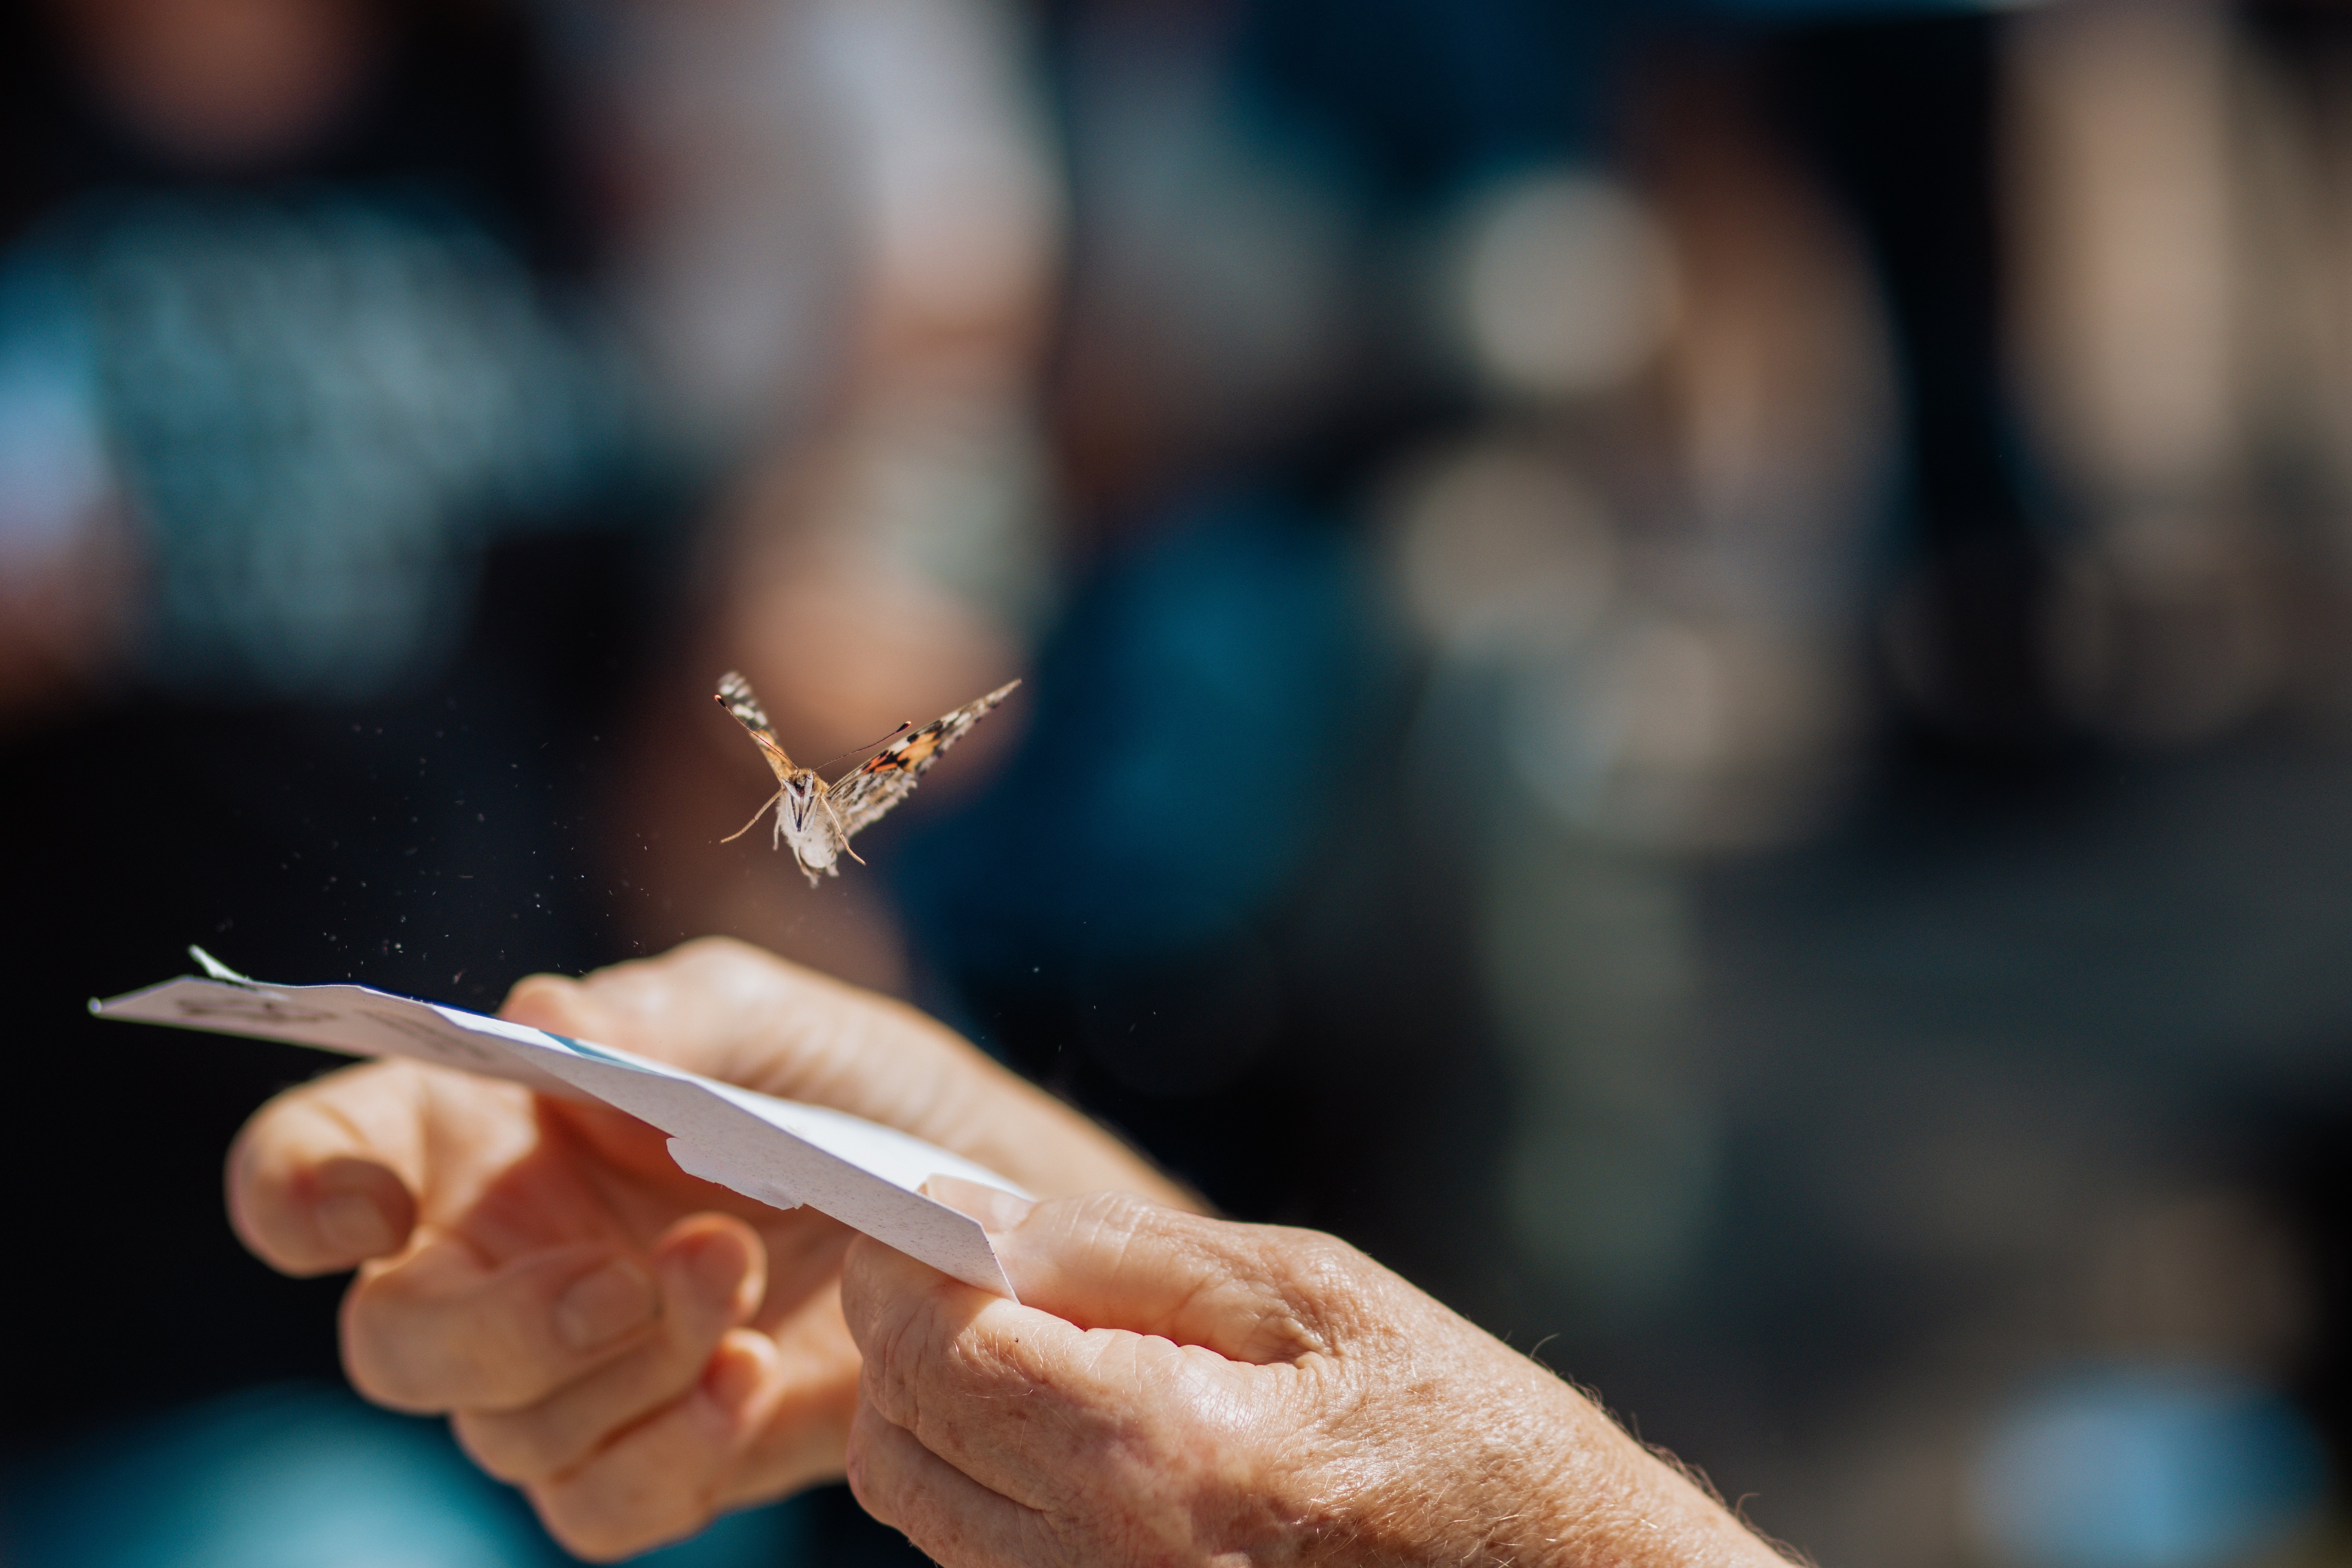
[715,670,1020,885]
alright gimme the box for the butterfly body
[770,771,836,875]
[715,670,1019,886]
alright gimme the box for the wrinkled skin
[842,1189,1797,1568]
[226,937,1189,1560]
[230,936,1791,1567]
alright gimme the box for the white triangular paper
[93,955,1023,1298]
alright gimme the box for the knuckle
[842,1430,890,1523]
[668,936,765,999]
[450,1409,556,1485]
[957,1314,1034,1396]
[1071,1188,1155,1234]
[1054,1188,1171,1267]
[532,1499,639,1565]
[845,1279,936,1426]
[899,1482,1028,1568]
[339,1281,437,1410]
[342,1278,549,1413]
[837,1241,890,1339]
[342,1350,437,1413]
[532,1480,704,1565]
[342,1343,452,1414]
[836,1276,871,1341]
[676,933,754,968]
[856,1311,921,1428]
[877,1474,956,1560]
[1269,1228,1367,1309]
[846,1401,930,1534]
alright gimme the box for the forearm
[1349,1301,1790,1568]
[1515,1399,1791,1568]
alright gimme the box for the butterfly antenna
[721,788,785,844]
[816,720,914,777]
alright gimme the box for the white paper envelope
[93,951,1024,1298]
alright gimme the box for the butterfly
[715,670,1020,885]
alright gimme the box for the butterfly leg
[721,788,785,844]
[820,797,867,867]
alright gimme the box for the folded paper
[93,950,1024,1298]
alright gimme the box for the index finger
[501,940,1200,1210]
[840,1233,1243,1511]
[226,1058,445,1274]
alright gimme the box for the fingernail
[317,1189,396,1258]
[554,1258,659,1352]
[922,1175,1036,1235]
[701,1340,764,1414]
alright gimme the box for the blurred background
[8,0,2352,1562]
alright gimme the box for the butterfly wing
[715,670,797,785]
[829,679,1021,840]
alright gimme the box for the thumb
[941,1186,1346,1366]
[499,971,612,1042]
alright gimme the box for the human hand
[842,1188,1795,1568]
[226,937,1187,1560]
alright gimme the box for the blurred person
[223,935,1799,1567]
[835,4,1599,1413]
[1758,8,2054,754]
[844,6,2352,1566]
[593,0,1064,996]
[2003,0,2352,743]
[0,0,665,1468]
[43,3,2347,1567]
[0,1,1063,1563]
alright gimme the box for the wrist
[1510,1382,1789,1568]
[1357,1306,1786,1568]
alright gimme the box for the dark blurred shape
[1,190,638,700]
[1769,13,2057,755]
[912,494,1378,969]
[55,0,379,170]
[2,539,658,1439]
[0,0,671,1469]
[0,0,1051,1559]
